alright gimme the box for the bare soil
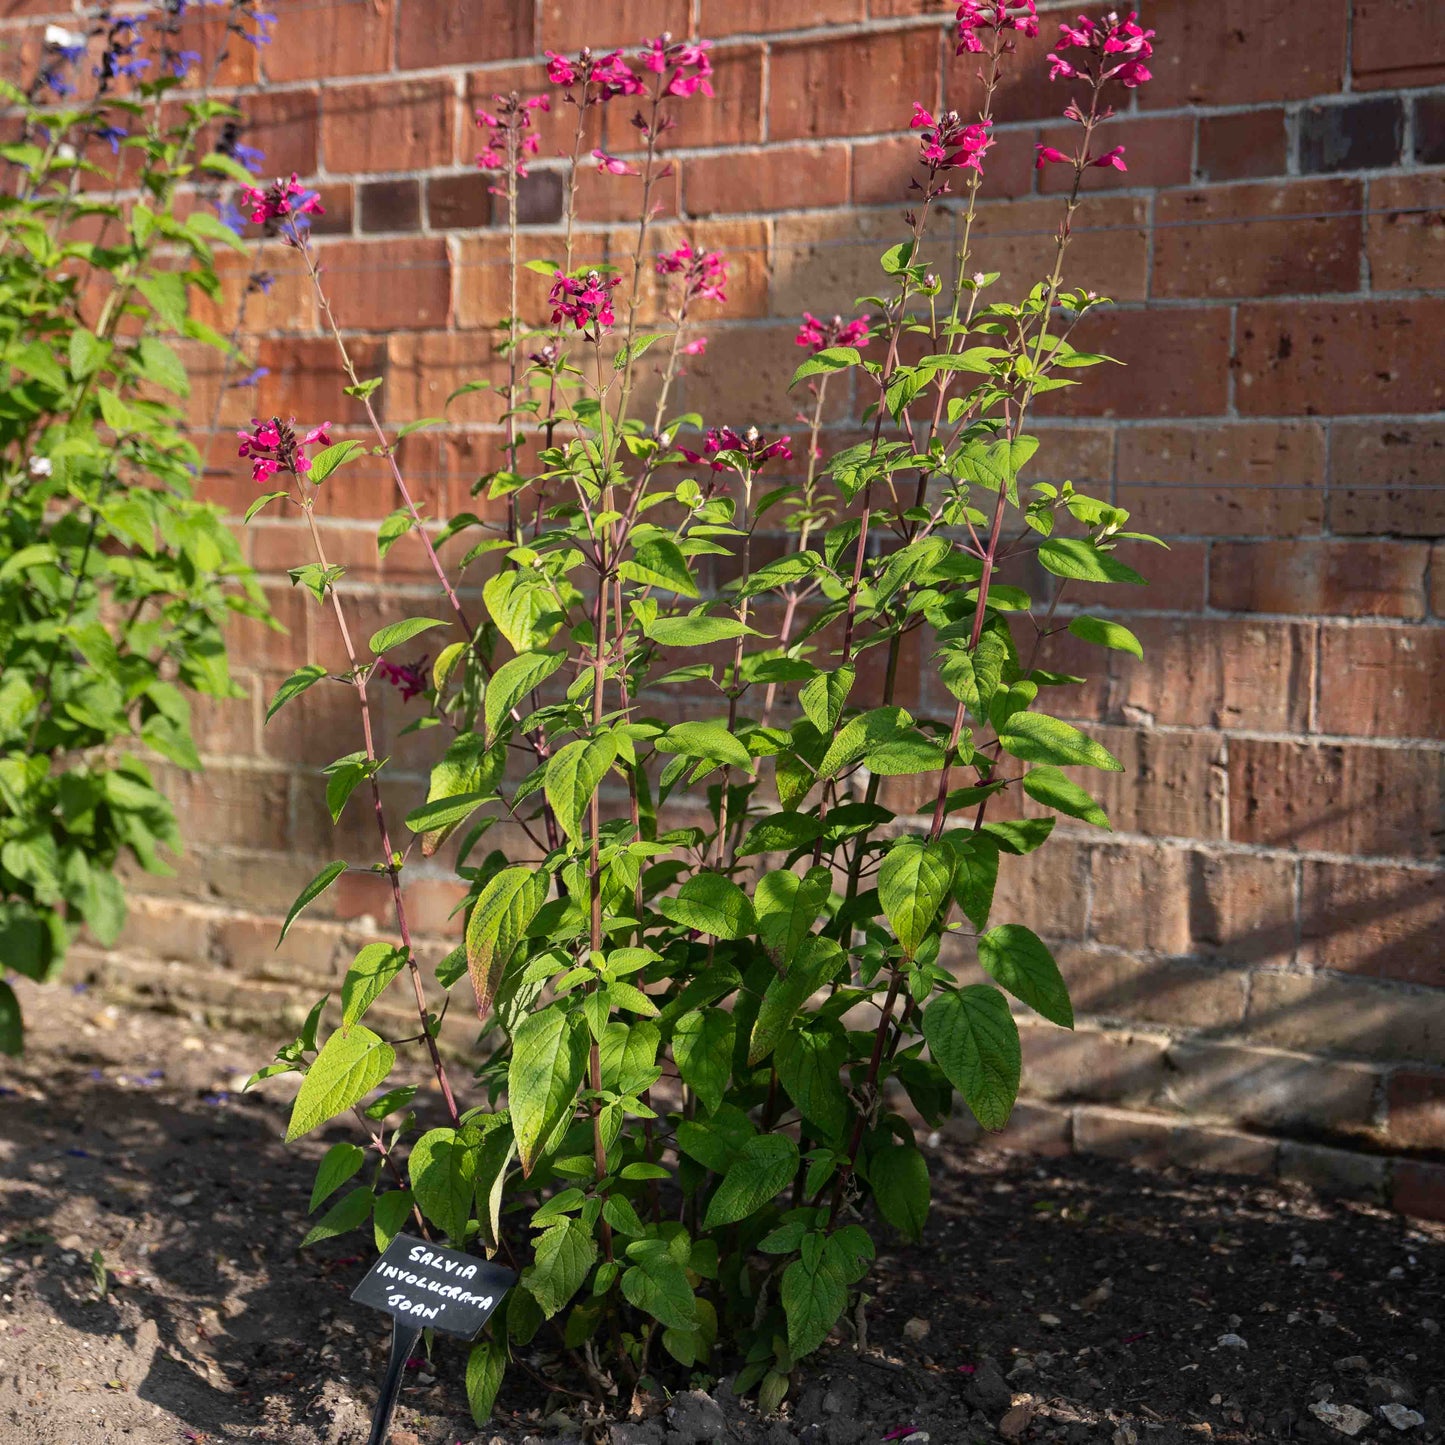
[1,981,1441,1445]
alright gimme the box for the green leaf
[621,1240,697,1331]
[286,1026,396,1141]
[300,1186,373,1248]
[620,538,699,598]
[998,712,1122,772]
[307,439,368,484]
[136,336,188,396]
[671,1009,735,1115]
[1022,764,1111,829]
[545,734,618,845]
[465,1336,507,1426]
[703,1133,798,1228]
[69,327,108,381]
[878,839,954,956]
[484,650,565,743]
[1037,537,1145,586]
[466,867,546,1018]
[869,1141,930,1242]
[373,1189,414,1251]
[1068,614,1143,659]
[409,1126,479,1243]
[781,1232,847,1360]
[977,923,1073,1028]
[344,376,384,400]
[737,811,824,858]
[0,982,21,1056]
[937,630,1009,724]
[245,490,290,524]
[369,616,448,657]
[508,1007,587,1175]
[657,720,751,770]
[529,1216,597,1317]
[656,871,755,941]
[266,665,328,723]
[644,615,756,648]
[403,791,488,835]
[774,1022,848,1139]
[310,1141,366,1211]
[949,834,999,932]
[790,345,860,388]
[279,861,347,943]
[799,663,855,735]
[341,942,409,1028]
[922,985,1019,1131]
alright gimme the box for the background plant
[250,4,1161,1423]
[0,6,275,1051]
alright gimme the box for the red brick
[322,79,455,174]
[1387,1071,1445,1150]
[1064,946,1249,1029]
[1246,971,1445,1066]
[1036,115,1193,194]
[1228,739,1444,859]
[398,0,530,68]
[453,231,608,331]
[1317,625,1445,738]
[243,86,320,177]
[308,182,355,237]
[1209,540,1429,618]
[573,165,679,225]
[539,0,689,51]
[1088,843,1192,954]
[313,238,451,331]
[257,336,388,426]
[1327,422,1445,538]
[1367,172,1445,292]
[1142,0,1348,108]
[678,324,850,431]
[1188,851,1298,967]
[1116,422,1325,538]
[1301,860,1445,986]
[770,27,941,142]
[944,25,1057,125]
[1197,110,1289,182]
[360,179,421,233]
[1037,307,1233,419]
[1088,726,1227,841]
[427,173,492,231]
[1235,302,1445,417]
[1393,1160,1445,1222]
[1352,0,1445,90]
[770,208,915,322]
[685,144,846,217]
[1107,617,1314,732]
[192,245,317,336]
[385,332,505,428]
[1152,180,1363,299]
[264,0,393,82]
[1018,1024,1167,1107]
[666,45,763,150]
[700,0,863,28]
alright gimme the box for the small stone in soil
[1380,1403,1426,1431]
[1334,1356,1370,1372]
[902,1317,930,1342]
[1217,1334,1248,1349]
[1308,1401,1373,1437]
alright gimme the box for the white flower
[45,24,85,49]
[29,456,52,478]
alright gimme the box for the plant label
[351,1232,514,1338]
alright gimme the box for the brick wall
[7,0,1443,1215]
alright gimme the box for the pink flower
[588,50,646,100]
[681,337,707,355]
[549,269,622,331]
[544,50,576,85]
[1035,144,1071,168]
[1048,9,1154,90]
[236,417,331,486]
[795,312,873,352]
[477,94,548,180]
[376,657,430,702]
[592,148,639,175]
[911,105,993,174]
[1090,144,1127,170]
[655,242,728,304]
[641,34,714,98]
[680,425,792,470]
[237,174,324,236]
[956,1,1038,55]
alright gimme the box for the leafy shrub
[250,4,1161,1421]
[0,9,274,1051]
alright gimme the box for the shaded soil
[1,982,1441,1445]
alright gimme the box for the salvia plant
[246,3,1162,1422]
[0,4,275,1052]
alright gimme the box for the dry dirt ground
[1,980,1441,1445]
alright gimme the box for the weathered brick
[1153,180,1362,299]
[312,238,451,331]
[385,331,504,428]
[1089,726,1228,841]
[243,85,320,177]
[322,79,455,175]
[1167,1123,1279,1178]
[359,178,421,233]
[770,27,941,142]
[191,245,317,336]
[1142,0,1347,108]
[1352,0,1445,91]
[990,838,1092,941]
[1115,422,1326,538]
[1327,421,1445,537]
[1366,172,1445,292]
[1299,859,1445,986]
[1072,1103,1173,1168]
[685,144,847,217]
[1317,626,1445,739]
[539,0,689,51]
[308,182,355,237]
[1109,618,1315,732]
[397,0,530,69]
[161,764,295,853]
[1036,115,1193,194]
[1278,1141,1387,1201]
[1160,1040,1378,1134]
[115,897,212,965]
[1394,1161,1445,1221]
[1209,540,1429,618]
[1081,946,1250,1031]
[670,45,764,149]
[1018,1024,1168,1106]
[1088,842,1192,956]
[1230,739,1444,859]
[1197,109,1289,182]
[1246,971,1445,1065]
[990,1100,1073,1157]
[1235,301,1445,416]
[1387,1070,1445,1150]
[1188,850,1297,967]
[699,0,864,29]
[1417,95,1445,165]
[426,173,492,231]
[257,336,388,425]
[265,0,393,82]
[1299,97,1404,174]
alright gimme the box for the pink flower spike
[303,422,332,447]
[910,101,936,129]
[681,337,707,355]
[1035,144,1072,168]
[592,148,639,176]
[1090,145,1127,170]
